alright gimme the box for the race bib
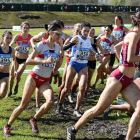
[18,41,29,54]
[42,53,58,68]
[0,54,12,66]
[113,31,122,40]
[101,42,110,51]
[77,48,90,60]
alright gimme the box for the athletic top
[16,33,31,54]
[32,41,61,78]
[66,36,72,63]
[42,32,48,42]
[61,33,66,44]
[112,25,124,42]
[71,35,92,63]
[119,31,140,67]
[110,44,115,54]
[100,34,113,53]
[0,46,12,66]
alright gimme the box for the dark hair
[90,27,95,31]
[131,12,140,27]
[116,15,123,24]
[81,22,91,29]
[44,24,48,31]
[21,21,30,28]
[0,30,12,45]
[50,20,64,28]
[105,24,113,31]
[2,30,12,37]
[48,22,62,32]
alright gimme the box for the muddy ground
[26,87,140,140]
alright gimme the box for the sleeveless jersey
[32,41,61,78]
[71,35,92,63]
[119,31,140,67]
[100,34,113,53]
[113,25,124,42]
[0,46,12,66]
[16,33,31,54]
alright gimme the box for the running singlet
[32,41,61,78]
[0,46,12,66]
[119,31,140,67]
[42,32,48,41]
[71,35,92,63]
[16,33,31,54]
[100,34,113,52]
[113,25,124,42]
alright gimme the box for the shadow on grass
[11,133,65,139]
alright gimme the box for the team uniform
[100,34,113,56]
[69,35,92,73]
[16,33,31,64]
[30,41,61,87]
[110,31,140,90]
[88,38,97,69]
[108,25,124,67]
[42,32,48,42]
[0,46,12,79]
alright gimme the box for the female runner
[7,21,32,97]
[67,12,140,140]
[4,22,63,137]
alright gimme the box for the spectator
[21,5,23,11]
[77,7,80,12]
[65,6,68,11]
[85,6,87,12]
[91,6,93,12]
[11,5,15,11]
[110,6,112,12]
[119,7,121,12]
[136,7,139,12]
[1,5,5,11]
[95,6,97,12]
[87,7,89,12]
[43,5,47,11]
[61,6,64,11]
[100,7,102,12]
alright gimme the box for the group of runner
[0,12,140,140]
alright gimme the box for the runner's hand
[44,55,54,64]
[70,37,78,45]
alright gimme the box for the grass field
[0,28,132,140]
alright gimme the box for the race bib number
[101,42,110,51]
[113,31,122,40]
[77,48,90,60]
[18,42,29,54]
[42,53,58,68]
[0,54,12,65]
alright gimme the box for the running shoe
[13,85,18,95]
[103,105,112,119]
[53,75,57,84]
[67,126,76,140]
[4,125,11,137]
[97,81,104,85]
[90,84,95,89]
[73,109,82,118]
[29,117,39,133]
[55,104,62,114]
[58,77,62,87]
[68,95,74,103]
[36,107,40,114]
[7,92,12,97]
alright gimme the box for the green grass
[0,12,132,28]
[0,28,131,139]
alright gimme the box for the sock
[58,85,63,100]
[71,82,78,95]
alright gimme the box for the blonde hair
[74,23,81,29]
